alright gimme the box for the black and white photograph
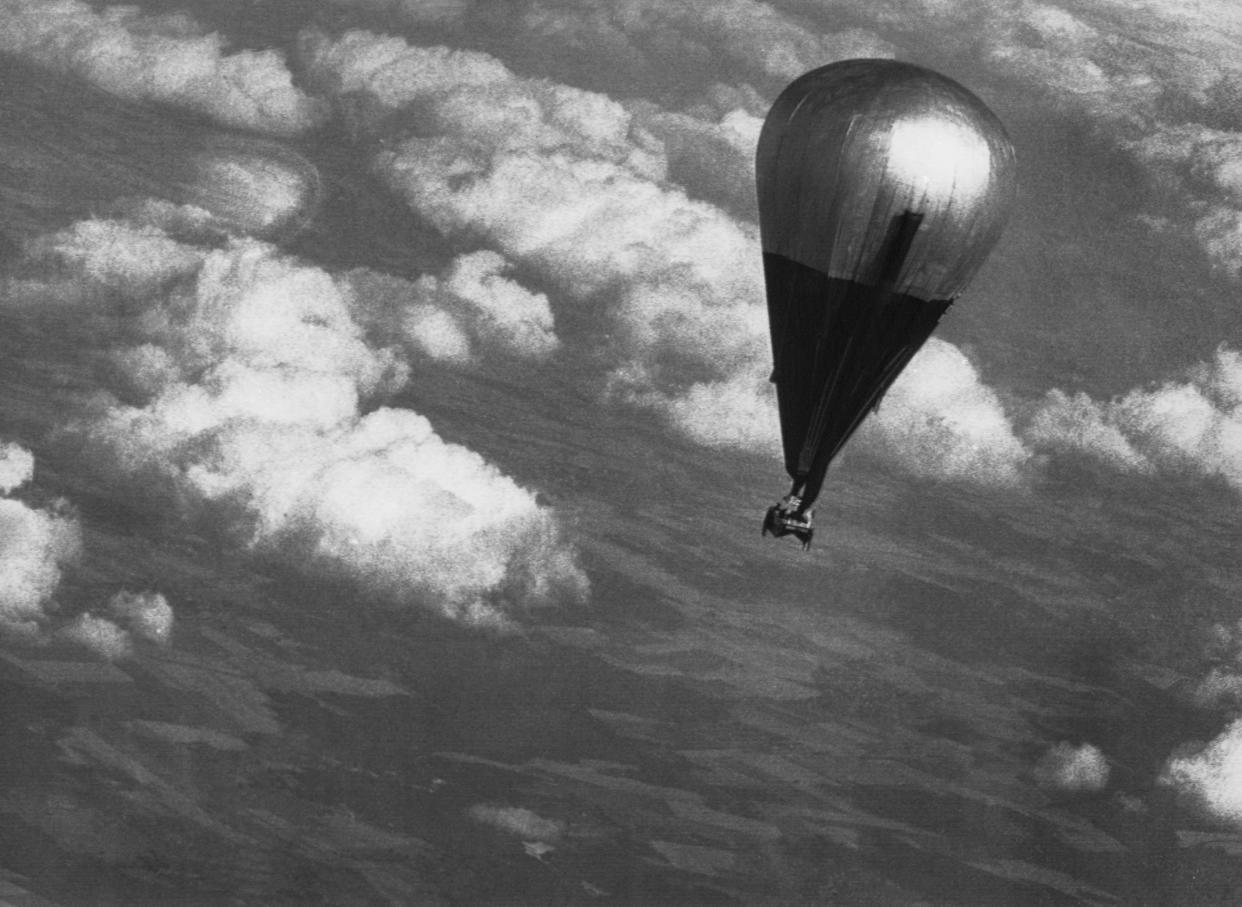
[0,0,1240,904]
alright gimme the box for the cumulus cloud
[0,482,81,640]
[469,804,563,841]
[60,612,132,660]
[16,219,586,623]
[0,442,34,494]
[1026,346,1242,489]
[302,30,766,406]
[25,220,205,295]
[58,591,174,659]
[1034,741,1110,793]
[1162,719,1242,825]
[108,591,174,645]
[0,0,324,136]
[0,441,175,655]
[1161,620,1242,825]
[348,251,560,363]
[863,339,1031,485]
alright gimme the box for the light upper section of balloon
[757,59,1017,301]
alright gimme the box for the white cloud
[108,591,174,645]
[25,219,204,295]
[1024,389,1150,473]
[303,32,765,384]
[298,28,513,123]
[0,0,324,135]
[17,220,586,624]
[0,442,34,494]
[60,612,132,660]
[348,251,560,363]
[0,442,175,653]
[638,367,781,455]
[469,804,563,841]
[1026,347,1242,489]
[1162,719,1242,825]
[434,251,560,359]
[0,494,81,639]
[1034,741,1110,792]
[0,443,82,640]
[0,442,177,655]
[863,340,1031,486]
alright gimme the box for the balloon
[757,59,1016,548]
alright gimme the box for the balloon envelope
[757,59,1016,509]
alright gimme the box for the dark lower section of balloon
[763,252,951,507]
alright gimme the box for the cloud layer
[13,217,586,624]
[0,0,324,135]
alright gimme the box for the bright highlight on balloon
[885,116,994,206]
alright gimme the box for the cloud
[0,486,81,640]
[60,612,132,660]
[1161,620,1242,825]
[14,219,586,624]
[1034,741,1110,793]
[301,30,765,402]
[326,0,892,90]
[58,591,174,660]
[347,251,560,363]
[24,220,206,295]
[1162,719,1242,825]
[515,0,894,85]
[469,804,563,841]
[108,591,174,645]
[0,0,325,136]
[0,442,176,655]
[1026,346,1242,489]
[0,442,34,494]
[863,339,1032,486]
[298,29,515,127]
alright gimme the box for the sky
[1,0,1242,902]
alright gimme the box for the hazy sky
[2,0,1242,846]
